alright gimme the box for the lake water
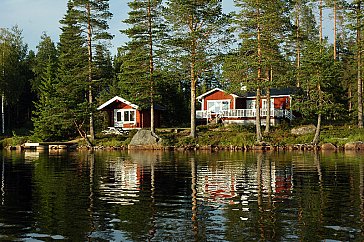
[0,150,363,241]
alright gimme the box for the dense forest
[0,0,363,144]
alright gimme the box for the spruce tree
[56,0,90,143]
[31,33,58,97]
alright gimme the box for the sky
[0,0,333,56]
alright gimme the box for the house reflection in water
[98,157,141,205]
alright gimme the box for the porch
[196,109,294,120]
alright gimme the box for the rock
[291,125,316,136]
[321,143,337,150]
[345,141,364,151]
[128,130,162,149]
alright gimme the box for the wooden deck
[23,142,77,150]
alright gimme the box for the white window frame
[262,98,274,110]
[206,100,230,113]
[123,109,136,124]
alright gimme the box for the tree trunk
[296,1,301,87]
[147,0,155,134]
[190,37,197,138]
[319,0,323,42]
[265,88,271,134]
[313,84,322,145]
[357,1,363,128]
[256,0,262,142]
[1,94,4,134]
[74,121,93,147]
[333,0,337,60]
[256,87,262,142]
[87,2,95,142]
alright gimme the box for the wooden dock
[23,142,78,151]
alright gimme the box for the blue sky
[0,0,332,56]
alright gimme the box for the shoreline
[4,141,363,152]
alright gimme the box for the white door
[114,109,123,127]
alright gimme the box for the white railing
[197,109,293,120]
[196,110,212,119]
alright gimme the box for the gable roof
[196,88,240,100]
[244,87,297,98]
[97,96,139,110]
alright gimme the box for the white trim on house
[196,88,239,100]
[206,99,231,113]
[97,96,139,110]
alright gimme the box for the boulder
[345,141,364,151]
[128,129,162,149]
[291,125,316,136]
[321,143,337,150]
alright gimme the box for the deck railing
[197,109,293,120]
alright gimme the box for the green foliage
[293,40,347,122]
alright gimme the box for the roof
[244,87,297,98]
[97,96,139,110]
[196,88,240,100]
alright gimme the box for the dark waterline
[0,150,363,241]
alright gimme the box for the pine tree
[294,40,346,144]
[165,0,230,138]
[73,0,113,141]
[225,0,291,141]
[117,0,165,133]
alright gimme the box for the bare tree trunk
[256,0,262,142]
[296,1,301,87]
[256,87,262,142]
[319,0,323,42]
[190,66,197,138]
[313,84,322,145]
[74,121,93,147]
[313,0,324,145]
[265,68,272,134]
[86,2,95,142]
[265,88,271,134]
[147,0,155,134]
[334,0,337,60]
[1,94,4,134]
[190,35,197,138]
[357,1,363,128]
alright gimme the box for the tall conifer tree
[56,0,90,143]
[118,0,165,133]
[165,0,229,138]
[73,0,113,141]
[225,0,290,141]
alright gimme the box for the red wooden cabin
[196,88,293,126]
[97,96,162,130]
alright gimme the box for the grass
[1,124,364,149]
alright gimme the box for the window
[116,111,122,122]
[247,100,256,109]
[207,100,230,113]
[124,110,135,122]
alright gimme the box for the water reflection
[0,150,363,241]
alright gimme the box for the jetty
[22,142,77,151]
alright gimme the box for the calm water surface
[0,150,363,241]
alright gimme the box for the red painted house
[196,88,293,125]
[97,96,162,130]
